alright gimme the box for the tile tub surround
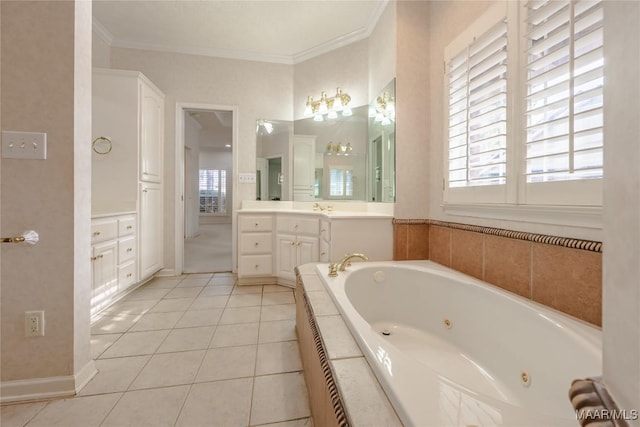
[1,273,312,427]
[393,219,603,326]
[294,265,402,427]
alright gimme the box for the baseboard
[157,268,177,277]
[0,360,97,404]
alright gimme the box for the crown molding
[92,0,390,65]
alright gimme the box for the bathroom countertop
[91,211,137,219]
[238,208,393,219]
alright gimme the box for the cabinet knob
[254,242,259,246]
[321,252,326,256]
[126,225,133,230]
[296,242,301,246]
[255,223,259,227]
[127,248,133,252]
[321,228,326,232]
[255,264,259,269]
[90,256,98,261]
[142,188,148,193]
[127,273,133,278]
[290,241,295,246]
[93,231,101,236]
[294,224,298,229]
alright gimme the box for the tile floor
[1,273,313,427]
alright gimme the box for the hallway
[184,223,233,273]
[1,274,312,427]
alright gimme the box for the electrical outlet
[25,311,45,337]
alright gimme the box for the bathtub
[314,260,602,427]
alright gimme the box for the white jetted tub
[315,261,602,426]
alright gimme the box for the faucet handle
[328,263,338,277]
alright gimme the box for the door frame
[175,102,238,275]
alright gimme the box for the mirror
[255,79,396,202]
[368,79,396,202]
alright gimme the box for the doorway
[181,108,234,273]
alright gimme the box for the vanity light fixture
[370,92,395,126]
[325,142,353,156]
[304,88,352,122]
[256,119,274,134]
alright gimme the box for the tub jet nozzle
[382,329,391,336]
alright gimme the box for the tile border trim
[393,218,602,253]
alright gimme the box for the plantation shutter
[447,19,508,189]
[524,0,603,184]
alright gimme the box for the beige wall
[92,29,111,68]
[368,1,396,99]
[602,1,640,418]
[1,0,93,396]
[394,0,429,219]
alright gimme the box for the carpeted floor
[184,223,233,273]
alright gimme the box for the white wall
[110,48,294,272]
[368,1,396,99]
[293,39,369,120]
[184,115,201,237]
[92,28,111,68]
[602,1,640,419]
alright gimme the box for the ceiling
[93,0,387,65]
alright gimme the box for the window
[199,169,227,214]
[444,0,603,207]
[448,19,508,189]
[329,167,353,198]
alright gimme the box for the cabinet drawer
[118,261,137,290]
[239,232,272,254]
[91,219,118,244]
[118,216,136,237]
[320,220,330,242]
[239,215,273,232]
[118,236,137,263]
[239,255,273,276]
[277,216,319,235]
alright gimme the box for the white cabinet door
[140,183,163,279]
[91,240,118,312]
[140,82,163,183]
[276,234,297,281]
[297,236,319,266]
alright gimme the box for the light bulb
[342,107,352,117]
[381,117,391,126]
[375,112,384,122]
[328,110,338,119]
[313,113,323,122]
[319,92,328,115]
[304,96,314,117]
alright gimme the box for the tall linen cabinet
[92,68,164,312]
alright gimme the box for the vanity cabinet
[237,209,392,287]
[238,215,274,277]
[91,213,138,314]
[276,215,319,283]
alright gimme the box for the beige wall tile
[451,229,483,279]
[484,236,532,299]
[429,225,451,267]
[407,223,429,260]
[532,243,602,326]
[393,223,408,260]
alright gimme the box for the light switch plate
[2,131,47,159]
[239,173,256,184]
